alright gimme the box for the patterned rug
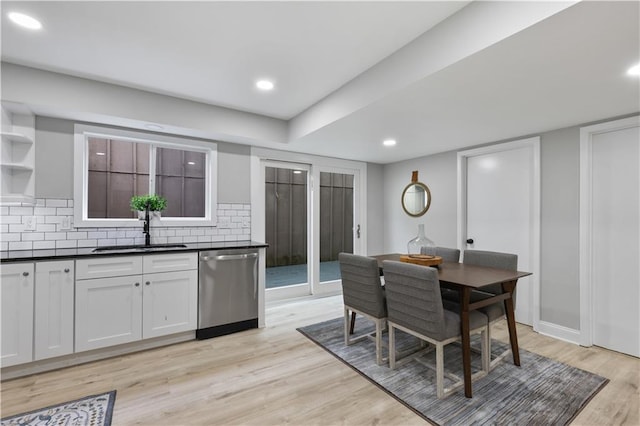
[298,318,608,426]
[1,390,116,426]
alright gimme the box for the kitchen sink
[92,243,187,253]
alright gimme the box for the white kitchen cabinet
[75,275,143,352]
[75,252,197,352]
[75,255,142,280]
[143,269,198,339]
[34,260,75,360]
[1,263,34,367]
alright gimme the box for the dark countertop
[1,240,268,263]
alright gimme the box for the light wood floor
[1,295,638,425]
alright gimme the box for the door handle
[466,238,474,244]
[357,224,361,239]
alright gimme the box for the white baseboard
[537,320,581,345]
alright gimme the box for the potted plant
[130,194,167,219]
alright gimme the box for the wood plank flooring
[1,295,638,425]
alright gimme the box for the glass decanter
[407,224,436,255]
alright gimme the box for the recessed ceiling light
[383,139,397,146]
[96,152,106,156]
[293,170,302,174]
[187,161,196,166]
[256,80,274,91]
[8,12,42,30]
[627,63,640,76]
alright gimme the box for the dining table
[372,253,532,398]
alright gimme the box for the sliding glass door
[264,162,311,299]
[260,157,362,301]
[317,169,357,293]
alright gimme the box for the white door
[0,263,34,367]
[142,270,198,338]
[589,124,639,357]
[34,260,75,360]
[459,138,540,326]
[75,275,143,352]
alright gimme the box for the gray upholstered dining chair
[338,252,387,365]
[421,246,460,302]
[382,260,489,398]
[463,249,518,370]
[420,246,460,263]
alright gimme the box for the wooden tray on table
[399,254,443,267]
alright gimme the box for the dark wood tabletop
[372,253,531,288]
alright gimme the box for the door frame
[579,115,640,347]
[456,137,541,331]
[314,165,361,296]
[261,160,313,302]
[250,147,367,308]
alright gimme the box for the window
[74,124,217,227]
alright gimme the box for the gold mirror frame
[401,171,431,217]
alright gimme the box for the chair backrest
[338,253,386,318]
[382,260,448,341]
[463,249,518,295]
[421,246,460,263]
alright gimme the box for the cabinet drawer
[143,252,197,274]
[76,256,142,280]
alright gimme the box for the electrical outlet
[25,216,37,231]
[60,217,72,230]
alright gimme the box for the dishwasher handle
[200,252,258,262]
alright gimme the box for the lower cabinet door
[35,260,75,360]
[142,270,198,339]
[75,275,143,352]
[1,263,34,367]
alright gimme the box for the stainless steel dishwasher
[196,248,259,339]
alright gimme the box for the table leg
[502,280,521,366]
[460,287,472,397]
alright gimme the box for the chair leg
[481,326,490,373]
[349,311,356,334]
[436,343,444,399]
[344,307,350,346]
[375,319,383,365]
[389,324,396,369]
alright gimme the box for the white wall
[383,150,458,253]
[382,113,638,331]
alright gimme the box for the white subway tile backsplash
[9,206,33,216]
[34,207,56,215]
[9,241,33,250]
[1,233,20,242]
[22,232,45,241]
[56,240,77,249]
[36,224,56,232]
[1,216,22,224]
[33,241,56,250]
[46,199,67,208]
[67,232,88,240]
[1,198,251,251]
[9,224,26,233]
[77,239,98,248]
[88,231,107,239]
[56,208,74,216]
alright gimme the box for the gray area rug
[1,390,116,426]
[298,318,608,425]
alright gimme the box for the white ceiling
[1,1,639,164]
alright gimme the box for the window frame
[74,124,217,228]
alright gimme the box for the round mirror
[401,182,431,217]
